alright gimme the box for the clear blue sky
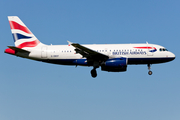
[1,0,179,120]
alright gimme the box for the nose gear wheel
[147,64,153,75]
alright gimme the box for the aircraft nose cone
[169,52,175,61]
[172,53,175,58]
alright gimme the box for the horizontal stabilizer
[7,46,30,53]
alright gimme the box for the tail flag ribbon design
[8,16,40,48]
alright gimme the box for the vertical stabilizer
[8,16,43,48]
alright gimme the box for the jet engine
[101,57,127,72]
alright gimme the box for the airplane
[5,16,175,78]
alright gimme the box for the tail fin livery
[8,16,41,48]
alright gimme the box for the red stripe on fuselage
[134,47,156,49]
[9,21,31,34]
[17,40,40,48]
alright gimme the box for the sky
[0,0,180,120]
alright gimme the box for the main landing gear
[91,62,99,78]
[91,69,97,78]
[148,64,153,75]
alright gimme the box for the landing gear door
[41,46,47,58]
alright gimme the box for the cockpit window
[159,48,168,51]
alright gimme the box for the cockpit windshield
[159,48,168,51]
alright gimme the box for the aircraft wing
[68,41,109,62]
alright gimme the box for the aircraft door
[41,46,47,58]
[105,48,111,56]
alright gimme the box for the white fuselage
[24,43,175,66]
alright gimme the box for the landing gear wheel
[91,69,97,78]
[148,71,152,75]
[147,64,153,75]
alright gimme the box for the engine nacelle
[101,57,127,72]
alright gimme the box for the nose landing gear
[148,70,152,75]
[148,64,153,75]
